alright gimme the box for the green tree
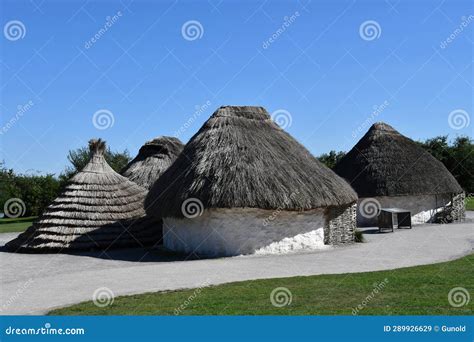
[450,136,473,193]
[418,135,473,193]
[317,150,346,169]
[13,174,60,216]
[0,163,60,217]
[417,136,450,165]
[0,162,19,211]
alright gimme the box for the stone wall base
[324,203,356,245]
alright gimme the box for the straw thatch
[145,106,357,218]
[6,139,161,252]
[334,122,463,197]
[121,136,183,189]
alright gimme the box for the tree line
[1,135,472,217]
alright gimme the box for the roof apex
[369,122,397,133]
[212,105,269,120]
[88,138,106,155]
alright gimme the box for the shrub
[354,229,365,243]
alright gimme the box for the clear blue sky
[0,0,472,175]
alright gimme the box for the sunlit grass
[50,254,473,316]
[0,216,35,233]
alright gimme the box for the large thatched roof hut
[145,106,358,257]
[6,139,160,252]
[121,136,184,189]
[334,122,465,226]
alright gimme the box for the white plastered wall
[163,208,328,257]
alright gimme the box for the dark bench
[377,208,412,232]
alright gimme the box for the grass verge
[466,197,474,211]
[0,216,35,233]
[50,254,473,316]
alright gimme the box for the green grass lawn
[0,216,35,233]
[50,254,473,316]
[466,197,474,211]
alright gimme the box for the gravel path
[0,221,472,315]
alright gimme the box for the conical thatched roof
[334,122,463,197]
[6,139,160,252]
[121,136,184,189]
[145,106,357,218]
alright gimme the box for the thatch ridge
[145,106,357,218]
[89,138,106,155]
[334,122,463,197]
[6,139,161,252]
[121,136,184,189]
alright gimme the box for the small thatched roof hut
[121,136,184,190]
[6,139,160,252]
[334,122,465,225]
[145,106,358,256]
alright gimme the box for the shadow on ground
[0,244,213,262]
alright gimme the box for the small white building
[335,122,465,226]
[146,106,358,257]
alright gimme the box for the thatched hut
[145,106,358,257]
[6,139,160,252]
[334,122,465,226]
[121,136,184,190]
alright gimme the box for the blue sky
[0,0,472,175]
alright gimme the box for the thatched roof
[145,106,357,218]
[6,139,160,252]
[334,122,463,197]
[121,136,184,189]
